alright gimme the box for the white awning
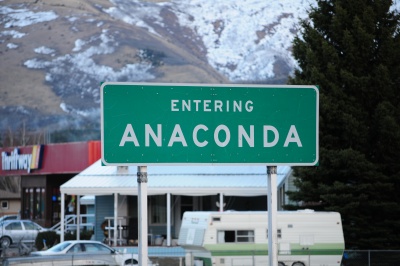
[61,160,291,197]
[79,195,95,205]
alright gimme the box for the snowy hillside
[0,0,399,136]
[104,0,316,82]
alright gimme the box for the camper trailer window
[217,230,255,243]
[267,229,282,239]
[237,230,254,242]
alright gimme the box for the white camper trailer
[178,210,344,266]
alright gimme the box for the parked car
[31,240,116,256]
[0,215,19,223]
[0,220,48,248]
[31,240,157,266]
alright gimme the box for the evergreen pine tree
[287,0,400,249]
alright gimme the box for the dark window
[6,222,22,230]
[225,230,235,242]
[267,229,282,239]
[23,221,35,230]
[1,201,8,209]
[22,187,45,220]
[237,230,255,242]
[217,230,254,243]
[150,195,167,224]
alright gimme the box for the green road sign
[101,83,319,166]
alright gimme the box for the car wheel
[0,236,11,248]
[124,258,139,265]
[292,262,305,266]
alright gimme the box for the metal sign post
[267,166,278,266]
[137,166,148,266]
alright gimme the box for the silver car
[0,220,47,248]
[31,240,117,256]
[31,240,157,266]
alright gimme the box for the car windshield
[47,242,71,252]
[84,243,112,253]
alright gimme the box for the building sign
[1,145,43,173]
[101,83,319,166]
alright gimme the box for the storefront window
[24,188,31,219]
[36,188,45,219]
[22,187,45,222]
[51,188,61,225]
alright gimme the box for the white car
[31,240,157,266]
[0,215,19,223]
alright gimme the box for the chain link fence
[342,250,400,266]
[180,250,400,266]
[2,248,400,266]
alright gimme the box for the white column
[77,195,80,240]
[267,166,278,266]
[219,193,224,212]
[167,193,171,246]
[138,166,148,266]
[61,193,65,242]
[114,193,118,246]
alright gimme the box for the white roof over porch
[60,160,291,197]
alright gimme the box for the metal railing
[50,214,95,233]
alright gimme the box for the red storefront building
[0,141,100,227]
